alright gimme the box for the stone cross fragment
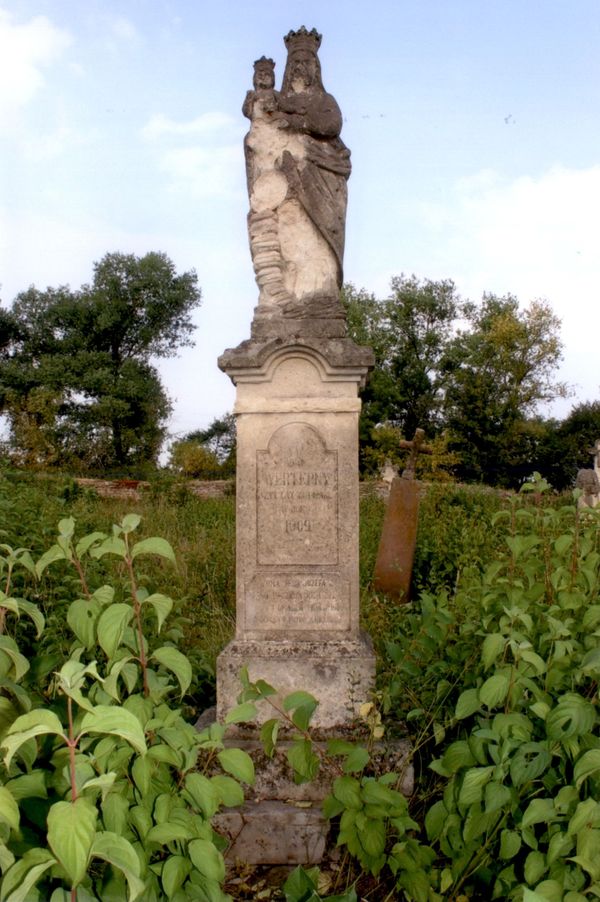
[398,427,433,479]
[373,428,432,602]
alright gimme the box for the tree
[442,295,567,485]
[0,252,201,470]
[169,413,236,479]
[530,401,600,490]
[343,275,461,472]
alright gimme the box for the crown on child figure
[253,56,275,71]
[284,26,322,53]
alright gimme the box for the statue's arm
[242,90,255,120]
[278,93,342,138]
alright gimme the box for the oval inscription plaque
[256,422,338,565]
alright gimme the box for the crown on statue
[253,55,275,71]
[283,26,322,53]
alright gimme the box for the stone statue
[243,27,351,320]
[576,439,600,508]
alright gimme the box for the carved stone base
[211,735,414,866]
[216,635,375,730]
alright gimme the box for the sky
[1,0,599,448]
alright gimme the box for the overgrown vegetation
[1,469,599,900]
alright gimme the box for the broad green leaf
[225,702,257,724]
[80,705,146,756]
[457,766,494,809]
[97,604,133,660]
[91,585,114,606]
[120,514,141,534]
[283,866,319,899]
[574,749,600,788]
[47,798,97,887]
[131,537,175,563]
[103,656,135,701]
[146,822,193,844]
[283,690,318,712]
[424,800,447,841]
[184,773,219,818]
[519,649,547,675]
[0,637,29,682]
[343,746,370,774]
[500,829,521,859]
[90,831,145,901]
[162,855,191,897]
[0,842,14,876]
[209,774,244,808]
[332,776,362,810]
[2,709,65,769]
[479,672,511,708]
[90,536,127,560]
[1,848,56,902]
[510,742,551,787]
[524,850,546,885]
[67,599,101,650]
[5,772,47,800]
[151,646,192,697]
[287,739,319,784]
[455,688,481,720]
[75,532,107,558]
[141,593,173,633]
[547,695,596,740]
[482,633,505,670]
[441,740,476,774]
[360,817,386,858]
[35,543,68,577]
[522,797,555,828]
[0,788,19,832]
[58,517,75,539]
[80,773,117,802]
[260,717,279,758]
[484,781,512,814]
[283,690,319,730]
[15,600,44,638]
[217,748,255,784]
[188,838,225,883]
[568,798,600,835]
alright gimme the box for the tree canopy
[0,252,201,471]
[345,276,569,487]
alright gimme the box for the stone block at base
[214,801,328,866]
[216,634,376,729]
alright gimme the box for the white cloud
[158,145,244,198]
[0,9,71,118]
[141,112,237,141]
[110,16,140,43]
[412,164,600,410]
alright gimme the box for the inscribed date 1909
[257,422,338,565]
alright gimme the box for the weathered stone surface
[211,736,414,864]
[214,801,328,866]
[217,637,375,728]
[242,28,350,319]
[373,477,420,603]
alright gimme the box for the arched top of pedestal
[218,336,374,387]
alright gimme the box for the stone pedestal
[217,332,376,729]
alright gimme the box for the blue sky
[1,0,599,445]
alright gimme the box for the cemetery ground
[0,466,599,900]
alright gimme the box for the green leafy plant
[0,515,252,901]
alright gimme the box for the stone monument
[217,26,375,732]
[212,31,416,864]
[576,439,600,508]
